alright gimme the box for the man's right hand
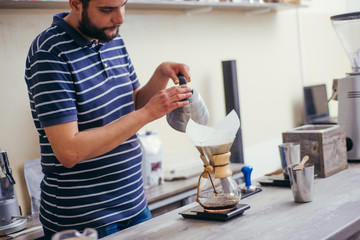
[141,84,193,122]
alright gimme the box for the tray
[258,174,291,187]
[258,173,318,187]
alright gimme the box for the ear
[68,0,83,13]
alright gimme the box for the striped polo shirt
[24,13,146,233]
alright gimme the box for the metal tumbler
[288,163,314,203]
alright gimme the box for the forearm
[135,67,169,109]
[45,109,151,168]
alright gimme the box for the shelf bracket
[245,7,271,16]
[185,6,213,16]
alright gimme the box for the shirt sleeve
[25,50,78,128]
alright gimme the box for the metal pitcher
[166,74,209,132]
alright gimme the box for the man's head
[69,0,128,42]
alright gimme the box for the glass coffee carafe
[195,141,240,212]
[186,110,241,212]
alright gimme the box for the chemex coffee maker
[195,140,239,212]
[331,12,360,160]
[180,111,250,221]
[0,150,27,236]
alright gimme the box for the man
[24,0,192,239]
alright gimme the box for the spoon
[293,155,309,170]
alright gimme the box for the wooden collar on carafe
[200,152,233,178]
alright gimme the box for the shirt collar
[52,12,91,48]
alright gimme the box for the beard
[78,9,119,42]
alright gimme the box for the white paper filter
[185,110,240,147]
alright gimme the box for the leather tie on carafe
[196,151,218,204]
[195,152,232,204]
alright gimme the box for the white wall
[0,1,351,213]
[303,0,345,14]
[347,0,360,12]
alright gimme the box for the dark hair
[80,0,90,10]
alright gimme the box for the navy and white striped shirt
[24,13,146,233]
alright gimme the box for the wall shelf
[0,0,306,14]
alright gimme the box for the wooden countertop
[4,163,243,239]
[104,163,360,240]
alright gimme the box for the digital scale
[179,188,261,222]
[180,204,250,222]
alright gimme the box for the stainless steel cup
[288,164,314,203]
[278,143,301,179]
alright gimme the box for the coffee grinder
[331,12,360,160]
[0,150,27,236]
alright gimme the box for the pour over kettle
[166,74,209,132]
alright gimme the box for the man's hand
[134,62,191,109]
[156,62,191,85]
[141,84,192,121]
